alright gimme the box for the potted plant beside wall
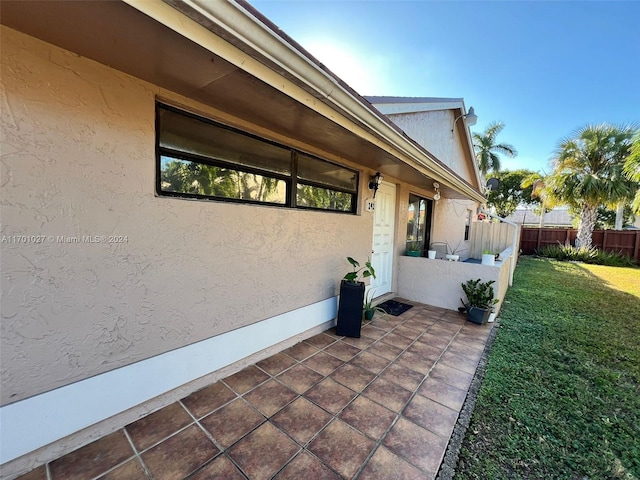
[461,278,498,325]
[405,241,422,257]
[337,257,375,337]
[363,288,387,321]
[363,289,376,320]
[445,241,463,261]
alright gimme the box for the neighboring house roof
[365,96,466,113]
[507,207,574,227]
[0,0,485,202]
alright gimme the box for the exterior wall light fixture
[433,182,441,201]
[369,172,383,198]
[451,106,478,135]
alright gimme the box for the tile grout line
[180,399,227,454]
[360,307,487,475]
[247,315,426,479]
[186,394,267,480]
[221,345,346,479]
[125,415,197,459]
[118,427,152,480]
[203,353,332,478]
[350,308,459,478]
[347,311,434,477]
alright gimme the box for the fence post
[536,228,541,251]
[635,231,640,263]
[602,229,608,252]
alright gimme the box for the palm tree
[623,131,640,213]
[546,123,636,247]
[472,121,517,176]
[521,172,559,227]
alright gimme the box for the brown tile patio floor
[16,300,494,480]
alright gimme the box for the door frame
[369,181,396,298]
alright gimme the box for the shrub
[536,242,635,267]
[595,249,636,267]
[461,278,499,309]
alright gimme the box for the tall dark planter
[467,306,491,325]
[336,280,365,338]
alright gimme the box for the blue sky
[249,0,640,174]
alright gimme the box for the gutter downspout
[480,209,518,287]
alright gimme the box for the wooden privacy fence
[520,228,640,262]
[470,221,521,259]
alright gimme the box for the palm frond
[472,121,517,175]
[494,143,518,158]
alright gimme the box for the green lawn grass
[455,257,640,480]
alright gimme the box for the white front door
[370,182,395,296]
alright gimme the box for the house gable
[367,96,483,193]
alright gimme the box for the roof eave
[137,0,484,203]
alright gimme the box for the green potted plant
[405,241,422,257]
[460,278,499,325]
[363,289,387,320]
[337,257,376,337]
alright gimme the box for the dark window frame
[155,103,358,214]
[406,193,434,255]
[464,209,473,240]
[158,151,291,207]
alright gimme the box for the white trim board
[0,297,338,465]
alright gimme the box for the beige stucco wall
[0,26,374,405]
[397,255,511,313]
[386,111,475,182]
[431,198,477,260]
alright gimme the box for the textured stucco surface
[0,26,373,405]
[397,256,509,312]
[386,110,475,181]
[431,198,477,260]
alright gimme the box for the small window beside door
[406,194,433,255]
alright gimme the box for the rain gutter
[123,0,485,203]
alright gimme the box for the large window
[406,194,433,254]
[156,104,358,213]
